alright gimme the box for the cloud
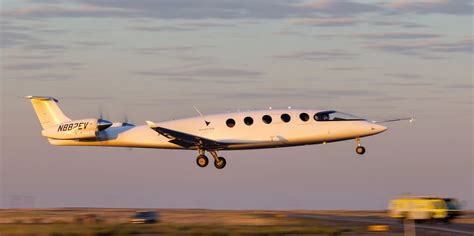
[0,20,69,48]
[135,67,262,78]
[326,66,381,71]
[3,3,128,18]
[444,83,474,89]
[384,73,421,79]
[289,17,359,27]
[183,22,236,28]
[130,26,194,32]
[22,43,68,53]
[131,22,238,32]
[3,0,471,20]
[371,20,426,28]
[74,41,113,47]
[384,0,474,15]
[0,31,37,48]
[3,0,309,19]
[292,0,381,16]
[174,55,216,62]
[11,73,75,81]
[9,55,55,60]
[355,32,441,40]
[4,62,85,70]
[34,29,68,34]
[274,49,358,61]
[377,81,435,87]
[365,37,473,55]
[191,68,262,77]
[132,46,216,62]
[133,45,210,55]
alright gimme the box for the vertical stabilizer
[26,96,71,129]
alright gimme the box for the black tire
[214,157,226,169]
[196,155,209,168]
[356,146,366,155]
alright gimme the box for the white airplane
[26,96,411,169]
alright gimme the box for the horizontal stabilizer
[25,95,59,102]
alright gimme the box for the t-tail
[26,96,71,129]
[26,96,113,143]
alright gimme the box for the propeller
[121,113,134,152]
[97,106,112,131]
[122,114,135,127]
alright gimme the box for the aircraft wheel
[356,146,366,155]
[196,155,209,168]
[214,157,226,169]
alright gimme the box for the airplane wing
[146,121,226,149]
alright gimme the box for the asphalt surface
[291,214,474,235]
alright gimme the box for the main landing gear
[196,149,226,169]
[355,137,366,155]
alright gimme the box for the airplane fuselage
[48,109,387,150]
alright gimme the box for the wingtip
[145,120,158,128]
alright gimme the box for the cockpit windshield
[314,110,365,121]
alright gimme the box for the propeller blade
[97,106,114,130]
[98,106,104,120]
[122,114,135,126]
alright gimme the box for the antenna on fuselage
[193,106,204,117]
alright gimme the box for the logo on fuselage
[205,120,211,126]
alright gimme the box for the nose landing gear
[355,138,366,155]
[356,146,366,155]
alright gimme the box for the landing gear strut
[355,138,366,155]
[196,149,226,169]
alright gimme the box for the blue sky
[1,0,472,209]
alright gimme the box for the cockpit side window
[314,111,364,121]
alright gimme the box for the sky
[0,0,472,210]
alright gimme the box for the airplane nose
[370,123,388,134]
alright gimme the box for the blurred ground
[0,208,472,235]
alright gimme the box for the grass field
[0,208,472,235]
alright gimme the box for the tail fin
[26,96,71,129]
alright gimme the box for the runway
[291,213,474,235]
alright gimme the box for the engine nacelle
[41,118,112,140]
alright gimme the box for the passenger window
[262,115,272,124]
[244,116,254,126]
[226,118,235,128]
[299,113,309,122]
[281,113,291,123]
